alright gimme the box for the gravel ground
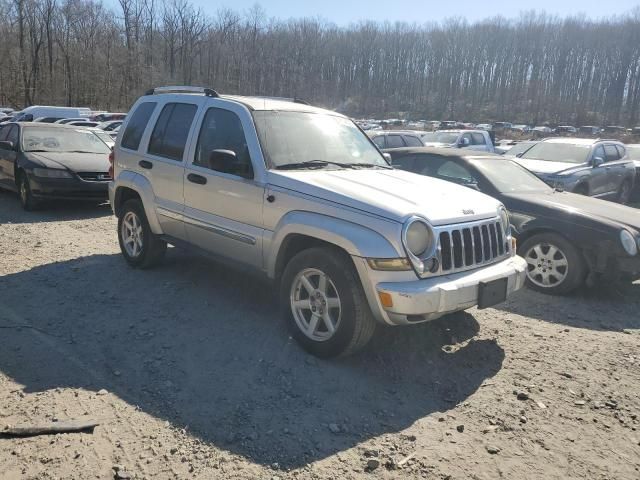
[0,190,639,480]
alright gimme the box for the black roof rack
[145,86,220,98]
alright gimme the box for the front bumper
[355,256,527,326]
[30,173,109,201]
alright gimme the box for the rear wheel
[118,199,166,268]
[18,173,39,211]
[280,247,376,358]
[520,233,586,295]
[617,179,632,205]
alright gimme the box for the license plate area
[478,278,508,309]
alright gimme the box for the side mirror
[382,152,392,163]
[593,156,605,167]
[209,149,253,179]
[459,138,470,148]
[0,140,15,151]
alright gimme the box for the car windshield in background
[23,127,111,154]
[506,142,536,156]
[253,111,388,169]
[519,142,590,164]
[472,159,553,194]
[93,130,115,148]
[626,145,640,160]
[421,132,459,144]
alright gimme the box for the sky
[192,0,640,24]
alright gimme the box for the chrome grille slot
[435,217,510,275]
[77,172,110,182]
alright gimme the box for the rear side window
[615,145,626,158]
[0,125,7,141]
[392,154,417,171]
[121,102,157,151]
[603,145,620,162]
[5,125,19,145]
[372,136,385,149]
[386,135,405,149]
[148,103,197,161]
[403,135,422,147]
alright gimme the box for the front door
[182,104,264,269]
[588,145,609,197]
[0,125,19,190]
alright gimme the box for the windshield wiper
[275,160,355,170]
[345,162,392,169]
[69,150,98,154]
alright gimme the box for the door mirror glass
[382,152,392,163]
[593,156,605,167]
[209,149,253,178]
[0,140,15,151]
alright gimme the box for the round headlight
[620,230,638,256]
[498,206,510,234]
[405,220,433,257]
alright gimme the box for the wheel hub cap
[524,243,569,288]
[290,268,341,342]
[121,211,144,258]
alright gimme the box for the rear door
[588,145,609,196]
[603,144,624,195]
[470,132,489,152]
[182,102,265,269]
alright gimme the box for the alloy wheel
[524,243,569,288]
[290,268,342,341]
[121,211,144,258]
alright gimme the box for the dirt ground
[0,190,639,480]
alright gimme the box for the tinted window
[194,108,252,177]
[615,145,626,158]
[5,125,19,145]
[603,145,620,162]
[121,102,157,151]
[593,145,605,161]
[392,154,416,171]
[372,135,385,148]
[403,135,423,147]
[386,135,405,149]
[436,161,477,184]
[471,133,486,145]
[0,125,8,141]
[148,103,197,161]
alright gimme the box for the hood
[514,158,587,175]
[422,142,455,148]
[505,190,640,231]
[26,151,110,173]
[268,168,501,225]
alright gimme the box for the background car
[67,121,101,128]
[0,123,112,210]
[513,138,635,204]
[34,117,64,123]
[385,147,640,294]
[502,141,538,157]
[97,120,123,131]
[419,129,495,152]
[367,130,425,149]
[55,117,90,124]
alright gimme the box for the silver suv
[514,138,636,204]
[109,86,526,357]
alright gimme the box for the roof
[19,122,90,130]
[384,146,501,159]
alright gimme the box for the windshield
[253,111,388,169]
[420,132,459,144]
[472,159,553,194]
[505,142,536,157]
[520,142,590,164]
[23,127,111,154]
[626,145,640,160]
[93,130,115,148]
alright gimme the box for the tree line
[1,1,639,126]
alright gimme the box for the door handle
[139,160,153,169]
[187,173,207,185]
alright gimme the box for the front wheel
[18,173,39,211]
[118,199,167,268]
[280,247,376,358]
[520,233,586,295]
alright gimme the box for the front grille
[77,172,111,182]
[437,218,509,274]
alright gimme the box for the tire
[18,172,39,211]
[519,233,586,295]
[573,183,589,196]
[617,179,632,205]
[280,247,377,358]
[118,199,166,268]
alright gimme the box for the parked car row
[1,88,639,359]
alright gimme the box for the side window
[121,102,157,151]
[615,145,626,158]
[0,125,8,141]
[593,145,605,161]
[386,135,405,149]
[5,125,19,145]
[471,133,486,145]
[392,154,417,171]
[372,135,385,149]
[603,145,620,162]
[148,103,197,161]
[461,133,473,145]
[436,160,478,185]
[194,108,252,178]
[403,135,423,147]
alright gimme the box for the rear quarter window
[121,102,157,151]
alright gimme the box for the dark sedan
[386,147,640,294]
[0,123,111,210]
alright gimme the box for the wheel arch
[113,171,162,234]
